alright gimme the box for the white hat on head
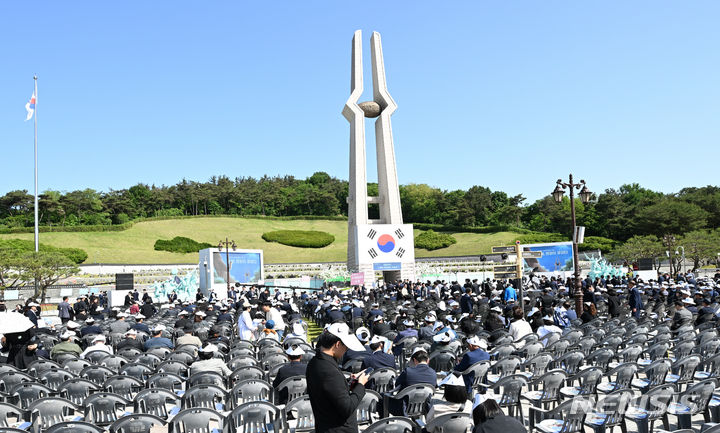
[286,345,305,356]
[28,302,40,307]
[195,311,206,317]
[60,331,75,340]
[433,330,454,343]
[439,373,465,387]
[66,321,80,329]
[178,311,188,316]
[355,327,371,343]
[200,344,218,353]
[135,314,146,319]
[683,298,695,305]
[85,318,95,324]
[326,323,365,352]
[402,319,415,327]
[125,329,138,336]
[410,346,428,357]
[369,335,388,345]
[490,306,503,314]
[424,314,436,322]
[527,307,539,317]
[93,334,106,343]
[437,301,447,311]
[467,336,488,349]
[292,322,306,335]
[373,315,383,322]
[152,324,166,332]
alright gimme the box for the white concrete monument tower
[343,30,415,284]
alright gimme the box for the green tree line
[2,174,719,242]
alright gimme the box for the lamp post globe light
[552,174,592,315]
[218,238,237,292]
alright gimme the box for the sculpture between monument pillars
[343,30,415,284]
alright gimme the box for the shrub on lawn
[0,239,88,264]
[261,230,335,248]
[154,236,214,254]
[415,230,457,251]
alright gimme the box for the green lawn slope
[0,218,520,264]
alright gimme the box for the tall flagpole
[33,75,38,253]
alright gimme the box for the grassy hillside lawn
[0,218,521,264]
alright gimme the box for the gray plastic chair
[181,384,227,410]
[9,382,53,409]
[479,374,528,420]
[664,379,716,429]
[666,355,702,390]
[133,388,180,419]
[357,390,380,425]
[583,389,633,433]
[83,392,131,426]
[38,368,76,391]
[368,367,397,393]
[0,402,24,428]
[284,396,315,432]
[109,413,165,433]
[27,397,79,433]
[632,359,671,392]
[383,383,435,420]
[424,413,473,433]
[170,407,224,433]
[57,377,100,405]
[119,363,153,381]
[0,371,33,393]
[598,363,638,394]
[623,383,675,433]
[230,379,272,406]
[522,369,567,414]
[227,401,283,433]
[45,421,104,433]
[364,416,417,433]
[147,372,185,392]
[560,366,603,398]
[530,395,594,433]
[230,366,265,384]
[274,375,307,405]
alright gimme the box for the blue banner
[373,262,402,271]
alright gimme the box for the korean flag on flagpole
[25,92,36,121]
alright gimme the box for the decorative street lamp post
[218,238,237,293]
[552,174,592,315]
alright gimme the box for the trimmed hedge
[154,237,214,254]
[262,230,335,248]
[415,230,457,251]
[0,239,88,264]
[412,222,533,235]
[514,233,569,244]
[0,214,347,234]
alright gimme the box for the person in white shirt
[536,315,563,344]
[508,306,532,343]
[80,334,113,359]
[261,301,286,338]
[237,299,257,341]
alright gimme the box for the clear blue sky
[1,2,719,203]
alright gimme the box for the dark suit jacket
[272,361,307,404]
[307,351,365,433]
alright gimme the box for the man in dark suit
[362,336,396,370]
[80,318,102,337]
[453,335,490,393]
[383,347,436,416]
[371,316,391,337]
[272,345,308,404]
[395,347,436,389]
